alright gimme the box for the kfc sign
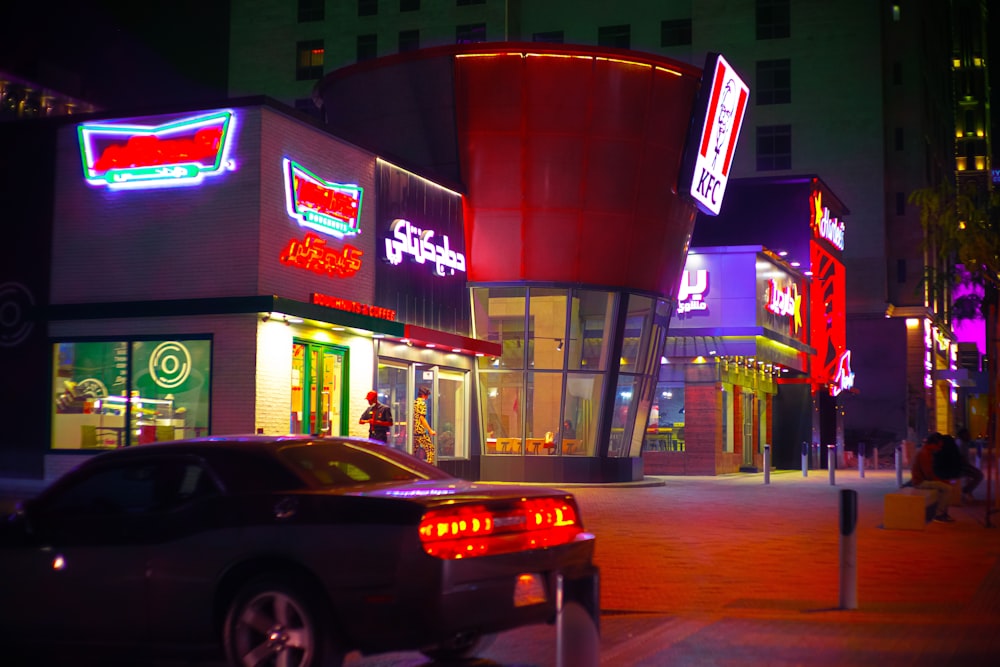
[682,54,749,216]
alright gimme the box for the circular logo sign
[148,341,192,389]
[0,282,35,348]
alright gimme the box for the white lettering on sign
[677,269,709,315]
[765,279,802,331]
[810,191,845,251]
[384,218,467,276]
[830,350,855,397]
[688,54,749,216]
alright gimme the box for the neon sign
[830,350,855,396]
[686,53,749,216]
[765,278,802,331]
[677,269,709,315]
[810,191,845,251]
[283,158,363,239]
[312,293,396,320]
[78,110,236,189]
[385,218,466,276]
[280,233,362,278]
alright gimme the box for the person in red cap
[359,390,393,443]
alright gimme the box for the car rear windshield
[277,441,451,488]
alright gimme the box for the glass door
[291,341,347,436]
[377,361,409,451]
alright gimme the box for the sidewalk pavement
[3,469,999,666]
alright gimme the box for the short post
[555,572,565,667]
[895,444,903,488]
[813,442,820,469]
[873,445,879,472]
[763,444,771,485]
[828,444,836,486]
[858,442,865,479]
[839,489,858,610]
[802,441,809,477]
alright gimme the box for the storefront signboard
[77,110,237,190]
[810,190,845,251]
[765,278,802,330]
[384,218,466,276]
[677,269,710,316]
[312,293,396,320]
[830,349,855,396]
[680,53,749,216]
[280,233,363,278]
[283,158,363,239]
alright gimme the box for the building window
[456,23,486,44]
[298,0,324,22]
[892,61,902,85]
[457,0,485,5]
[892,4,901,21]
[533,30,564,43]
[399,29,419,52]
[895,127,904,151]
[756,0,790,40]
[756,124,792,170]
[896,191,906,215]
[400,0,419,10]
[598,24,631,49]
[358,0,377,16]
[660,18,692,47]
[52,339,212,450]
[756,59,791,105]
[357,34,377,61]
[296,40,324,80]
[897,259,907,283]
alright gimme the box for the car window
[41,460,217,516]
[278,441,451,487]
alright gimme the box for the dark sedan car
[0,436,599,666]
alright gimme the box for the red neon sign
[283,158,363,238]
[312,293,396,320]
[831,350,855,396]
[280,234,362,278]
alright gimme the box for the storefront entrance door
[291,341,346,436]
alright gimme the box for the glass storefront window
[437,369,467,459]
[480,371,524,454]
[620,294,652,373]
[647,383,685,452]
[377,362,409,452]
[473,286,526,370]
[528,288,568,370]
[562,373,603,456]
[525,371,564,455]
[52,339,211,450]
[608,374,639,457]
[569,290,615,372]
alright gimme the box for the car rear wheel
[420,631,496,662]
[223,574,344,667]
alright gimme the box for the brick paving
[4,468,1000,666]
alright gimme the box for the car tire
[420,631,496,662]
[223,574,345,667]
[557,601,600,667]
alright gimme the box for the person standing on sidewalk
[359,390,393,444]
[956,427,984,503]
[413,386,436,463]
[912,432,955,522]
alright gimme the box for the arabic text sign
[384,218,466,276]
[283,158,363,238]
[831,349,855,397]
[78,110,236,190]
[765,278,802,332]
[677,269,710,316]
[688,54,749,215]
[280,233,363,278]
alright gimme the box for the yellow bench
[883,488,936,530]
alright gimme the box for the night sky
[0,0,230,110]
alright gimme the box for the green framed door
[291,341,347,436]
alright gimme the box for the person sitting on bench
[911,432,955,523]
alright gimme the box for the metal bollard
[764,444,771,485]
[802,441,809,477]
[873,446,879,472]
[858,442,865,479]
[828,445,836,485]
[555,572,564,667]
[839,489,858,610]
[895,444,903,488]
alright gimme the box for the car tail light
[418,496,584,559]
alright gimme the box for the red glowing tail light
[418,496,584,559]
